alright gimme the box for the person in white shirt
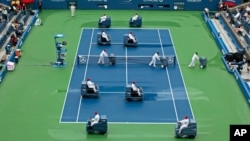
[131,81,141,96]
[90,112,100,127]
[128,32,136,43]
[86,78,97,92]
[2,7,8,21]
[70,4,76,17]
[149,52,160,67]
[178,116,190,134]
[132,13,139,22]
[100,14,107,23]
[101,30,110,41]
[246,5,250,12]
[98,49,108,64]
[188,52,199,68]
[234,8,241,20]
[204,8,210,18]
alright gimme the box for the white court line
[77,55,164,57]
[168,29,196,121]
[59,28,84,123]
[60,121,177,124]
[97,91,172,94]
[158,29,179,121]
[60,28,190,123]
[92,42,168,45]
[125,47,128,84]
[66,89,172,94]
[83,27,171,30]
[76,28,95,122]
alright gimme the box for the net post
[77,55,80,66]
[174,56,176,65]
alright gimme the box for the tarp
[21,0,34,4]
[224,0,237,7]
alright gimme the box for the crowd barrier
[0,11,38,83]
[202,12,250,105]
[202,12,229,55]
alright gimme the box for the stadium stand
[0,3,38,83]
[202,2,250,105]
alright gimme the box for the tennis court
[61,28,194,123]
[0,10,249,141]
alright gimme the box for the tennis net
[77,54,176,67]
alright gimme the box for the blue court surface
[60,28,194,123]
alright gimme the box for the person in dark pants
[38,0,42,12]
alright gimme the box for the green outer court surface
[0,10,249,141]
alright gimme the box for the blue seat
[98,17,111,28]
[0,21,7,33]
[0,38,3,48]
[15,12,22,21]
[123,34,137,47]
[129,16,142,27]
[0,23,5,33]
[81,81,99,98]
[0,34,7,47]
[86,115,108,134]
[175,119,197,139]
[8,11,14,21]
[7,26,14,35]
[244,34,250,44]
[17,23,24,30]
[23,15,29,24]
[125,84,143,101]
[97,32,111,45]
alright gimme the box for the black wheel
[126,98,131,102]
[175,135,181,138]
[188,135,195,139]
[100,131,106,135]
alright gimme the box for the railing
[0,11,39,84]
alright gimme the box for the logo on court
[78,55,87,64]
[167,57,174,64]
